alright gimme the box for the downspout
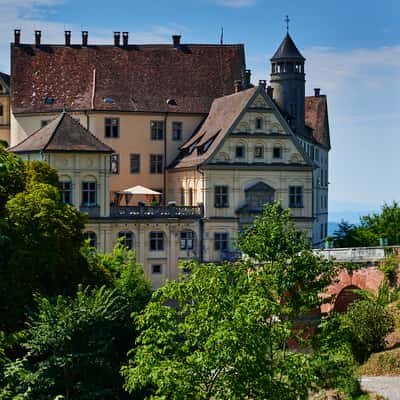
[197,166,205,263]
[163,111,168,206]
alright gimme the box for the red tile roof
[8,112,114,153]
[305,95,331,149]
[11,43,246,115]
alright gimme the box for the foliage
[25,160,59,188]
[379,254,399,284]
[342,299,395,363]
[2,245,151,400]
[333,202,400,247]
[122,202,339,399]
[0,148,26,212]
[0,159,109,332]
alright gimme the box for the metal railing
[110,205,203,219]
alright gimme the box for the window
[118,231,134,249]
[254,145,264,159]
[105,118,119,138]
[273,146,282,159]
[83,231,97,248]
[214,232,228,251]
[152,264,162,274]
[150,154,163,174]
[180,188,185,205]
[214,186,229,208]
[289,186,303,208]
[320,224,324,239]
[110,154,119,174]
[60,180,72,204]
[188,188,193,206]
[255,118,263,129]
[172,121,182,141]
[235,145,245,159]
[130,154,140,174]
[82,181,97,206]
[150,231,164,251]
[150,120,164,140]
[180,231,195,250]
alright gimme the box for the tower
[270,33,305,134]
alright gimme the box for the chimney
[35,30,41,47]
[114,32,120,47]
[258,79,266,89]
[64,30,71,46]
[82,31,88,46]
[172,35,181,48]
[314,88,321,97]
[266,85,274,98]
[244,69,251,87]
[234,80,242,93]
[122,32,129,48]
[14,29,21,45]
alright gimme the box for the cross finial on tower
[285,15,290,33]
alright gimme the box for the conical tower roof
[271,33,305,61]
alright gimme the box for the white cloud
[212,0,256,8]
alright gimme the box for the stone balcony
[109,204,203,219]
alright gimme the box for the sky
[0,0,399,220]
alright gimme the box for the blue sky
[0,0,399,220]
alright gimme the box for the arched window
[180,230,195,250]
[118,231,134,249]
[83,231,97,248]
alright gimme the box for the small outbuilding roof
[8,111,114,154]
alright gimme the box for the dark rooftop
[8,111,114,153]
[271,33,305,61]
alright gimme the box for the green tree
[2,245,151,399]
[122,203,339,399]
[0,159,109,332]
[333,202,400,247]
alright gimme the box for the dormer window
[255,118,263,130]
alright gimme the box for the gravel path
[361,376,400,400]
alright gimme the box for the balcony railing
[110,205,203,219]
[80,205,100,218]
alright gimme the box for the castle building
[9,29,330,286]
[0,72,10,145]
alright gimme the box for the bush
[343,300,395,363]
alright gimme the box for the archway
[334,285,361,313]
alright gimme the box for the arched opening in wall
[334,285,361,313]
[83,231,97,248]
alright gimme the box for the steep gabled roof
[271,33,305,61]
[8,112,114,153]
[11,42,246,114]
[171,87,258,169]
[171,85,313,169]
[0,72,10,91]
[305,95,331,149]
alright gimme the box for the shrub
[343,299,395,363]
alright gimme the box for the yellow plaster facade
[0,83,10,144]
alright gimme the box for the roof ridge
[43,112,65,151]
[68,113,113,151]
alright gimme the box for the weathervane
[285,15,290,33]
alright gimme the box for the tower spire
[285,15,290,33]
